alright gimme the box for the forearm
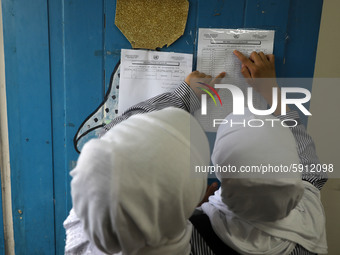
[276,111,327,190]
[101,82,200,134]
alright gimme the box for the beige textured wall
[308,0,340,254]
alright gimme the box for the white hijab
[211,109,304,222]
[71,107,210,255]
[201,109,327,254]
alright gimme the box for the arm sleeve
[277,111,327,190]
[102,81,200,133]
[64,209,114,255]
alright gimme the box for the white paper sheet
[118,49,193,113]
[195,29,275,132]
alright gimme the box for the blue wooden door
[2,0,323,254]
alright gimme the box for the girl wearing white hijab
[190,51,327,255]
[196,109,327,255]
[64,67,225,255]
[66,107,210,255]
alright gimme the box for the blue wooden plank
[2,0,55,254]
[48,1,68,254]
[197,0,246,29]
[48,0,105,254]
[283,0,323,79]
[244,0,291,77]
[283,0,323,124]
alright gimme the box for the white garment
[64,208,115,255]
[202,182,327,255]
[202,109,327,254]
[70,107,210,255]
[211,109,304,222]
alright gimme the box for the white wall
[308,0,340,254]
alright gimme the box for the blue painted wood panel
[283,0,323,120]
[48,1,105,254]
[2,0,323,254]
[2,0,55,254]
